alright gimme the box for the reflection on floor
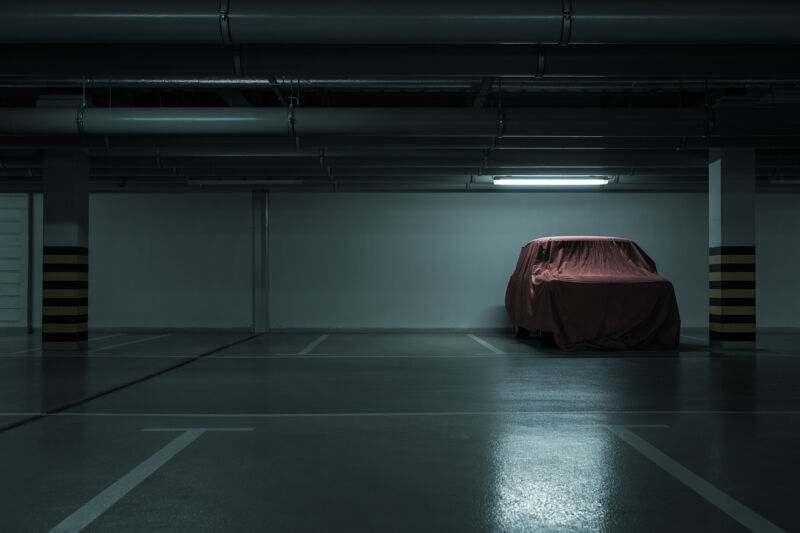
[0,329,797,532]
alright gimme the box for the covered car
[505,236,680,350]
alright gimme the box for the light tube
[493,177,609,186]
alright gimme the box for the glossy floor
[0,329,797,532]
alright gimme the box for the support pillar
[252,190,268,333]
[708,148,756,349]
[42,149,89,350]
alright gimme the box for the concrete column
[252,190,269,333]
[708,148,756,348]
[42,149,89,349]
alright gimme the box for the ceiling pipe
[4,45,800,79]
[2,106,800,138]
[2,2,800,44]
[0,106,710,137]
[7,136,800,151]
[4,77,800,91]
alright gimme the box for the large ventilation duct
[1,1,799,44]
[2,106,799,138]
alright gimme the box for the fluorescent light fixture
[493,176,609,186]
[187,179,303,186]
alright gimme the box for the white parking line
[608,425,786,533]
[47,427,253,533]
[6,410,800,419]
[6,334,124,355]
[298,334,329,355]
[89,334,171,353]
[466,334,505,354]
[681,334,709,344]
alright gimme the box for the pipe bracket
[287,106,296,137]
[76,106,86,136]
[535,44,546,78]
[560,0,573,46]
[496,108,505,139]
[232,47,243,77]
[219,0,233,45]
[706,106,716,138]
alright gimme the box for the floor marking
[681,334,709,344]
[6,334,124,355]
[143,427,255,432]
[297,334,329,355]
[4,410,799,419]
[48,427,252,533]
[89,334,171,354]
[466,334,506,354]
[608,425,786,533]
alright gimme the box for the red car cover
[505,237,680,350]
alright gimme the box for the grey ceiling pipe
[5,44,800,80]
[1,106,798,138]
[0,107,712,137]
[1,2,800,44]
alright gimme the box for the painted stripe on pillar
[43,289,88,298]
[708,306,756,316]
[43,306,88,316]
[708,246,756,255]
[709,289,755,299]
[709,314,756,324]
[42,323,89,334]
[43,272,89,282]
[708,271,756,282]
[708,254,755,265]
[43,246,89,343]
[709,298,755,307]
[709,247,755,343]
[42,254,88,265]
[42,315,89,324]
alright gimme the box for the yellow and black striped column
[709,246,755,344]
[42,247,88,345]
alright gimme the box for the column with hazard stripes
[43,247,88,343]
[709,247,755,343]
[708,148,755,348]
[42,149,89,350]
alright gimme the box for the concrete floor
[0,329,798,532]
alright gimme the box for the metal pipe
[0,107,703,137]
[2,2,800,44]
[1,106,799,138]
[4,77,800,91]
[5,44,800,80]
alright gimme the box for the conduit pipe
[2,2,800,44]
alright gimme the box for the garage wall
[24,190,797,331]
[269,192,711,329]
[0,194,29,330]
[32,193,252,329]
[756,194,800,328]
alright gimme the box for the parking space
[1,330,798,532]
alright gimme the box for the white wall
[756,194,800,327]
[269,192,711,329]
[33,193,252,329]
[24,190,798,331]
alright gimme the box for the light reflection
[489,422,612,531]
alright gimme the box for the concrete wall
[24,190,798,330]
[32,193,252,329]
[756,194,800,328]
[269,192,711,329]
